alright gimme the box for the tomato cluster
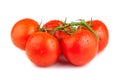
[11,18,109,67]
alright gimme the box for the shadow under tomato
[58,55,71,65]
[53,54,91,68]
[53,55,80,68]
[31,54,89,68]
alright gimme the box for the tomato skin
[25,32,61,67]
[44,20,63,39]
[11,18,39,50]
[61,29,98,66]
[87,20,109,53]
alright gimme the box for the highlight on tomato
[43,20,64,39]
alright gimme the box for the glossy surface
[11,18,39,50]
[87,20,109,53]
[61,29,98,65]
[26,32,61,66]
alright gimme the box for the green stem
[80,20,99,41]
[50,19,99,41]
[50,24,69,35]
[51,26,61,35]
[66,20,99,41]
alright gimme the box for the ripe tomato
[44,20,63,39]
[25,32,61,66]
[87,20,109,53]
[11,18,39,50]
[61,29,98,66]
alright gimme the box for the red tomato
[87,20,109,53]
[61,29,98,66]
[44,20,63,39]
[25,32,61,67]
[11,18,39,50]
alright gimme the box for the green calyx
[77,19,99,41]
[51,19,99,41]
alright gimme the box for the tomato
[11,18,39,50]
[87,20,109,53]
[25,32,61,66]
[61,29,98,66]
[44,20,63,39]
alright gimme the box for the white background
[0,0,120,80]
